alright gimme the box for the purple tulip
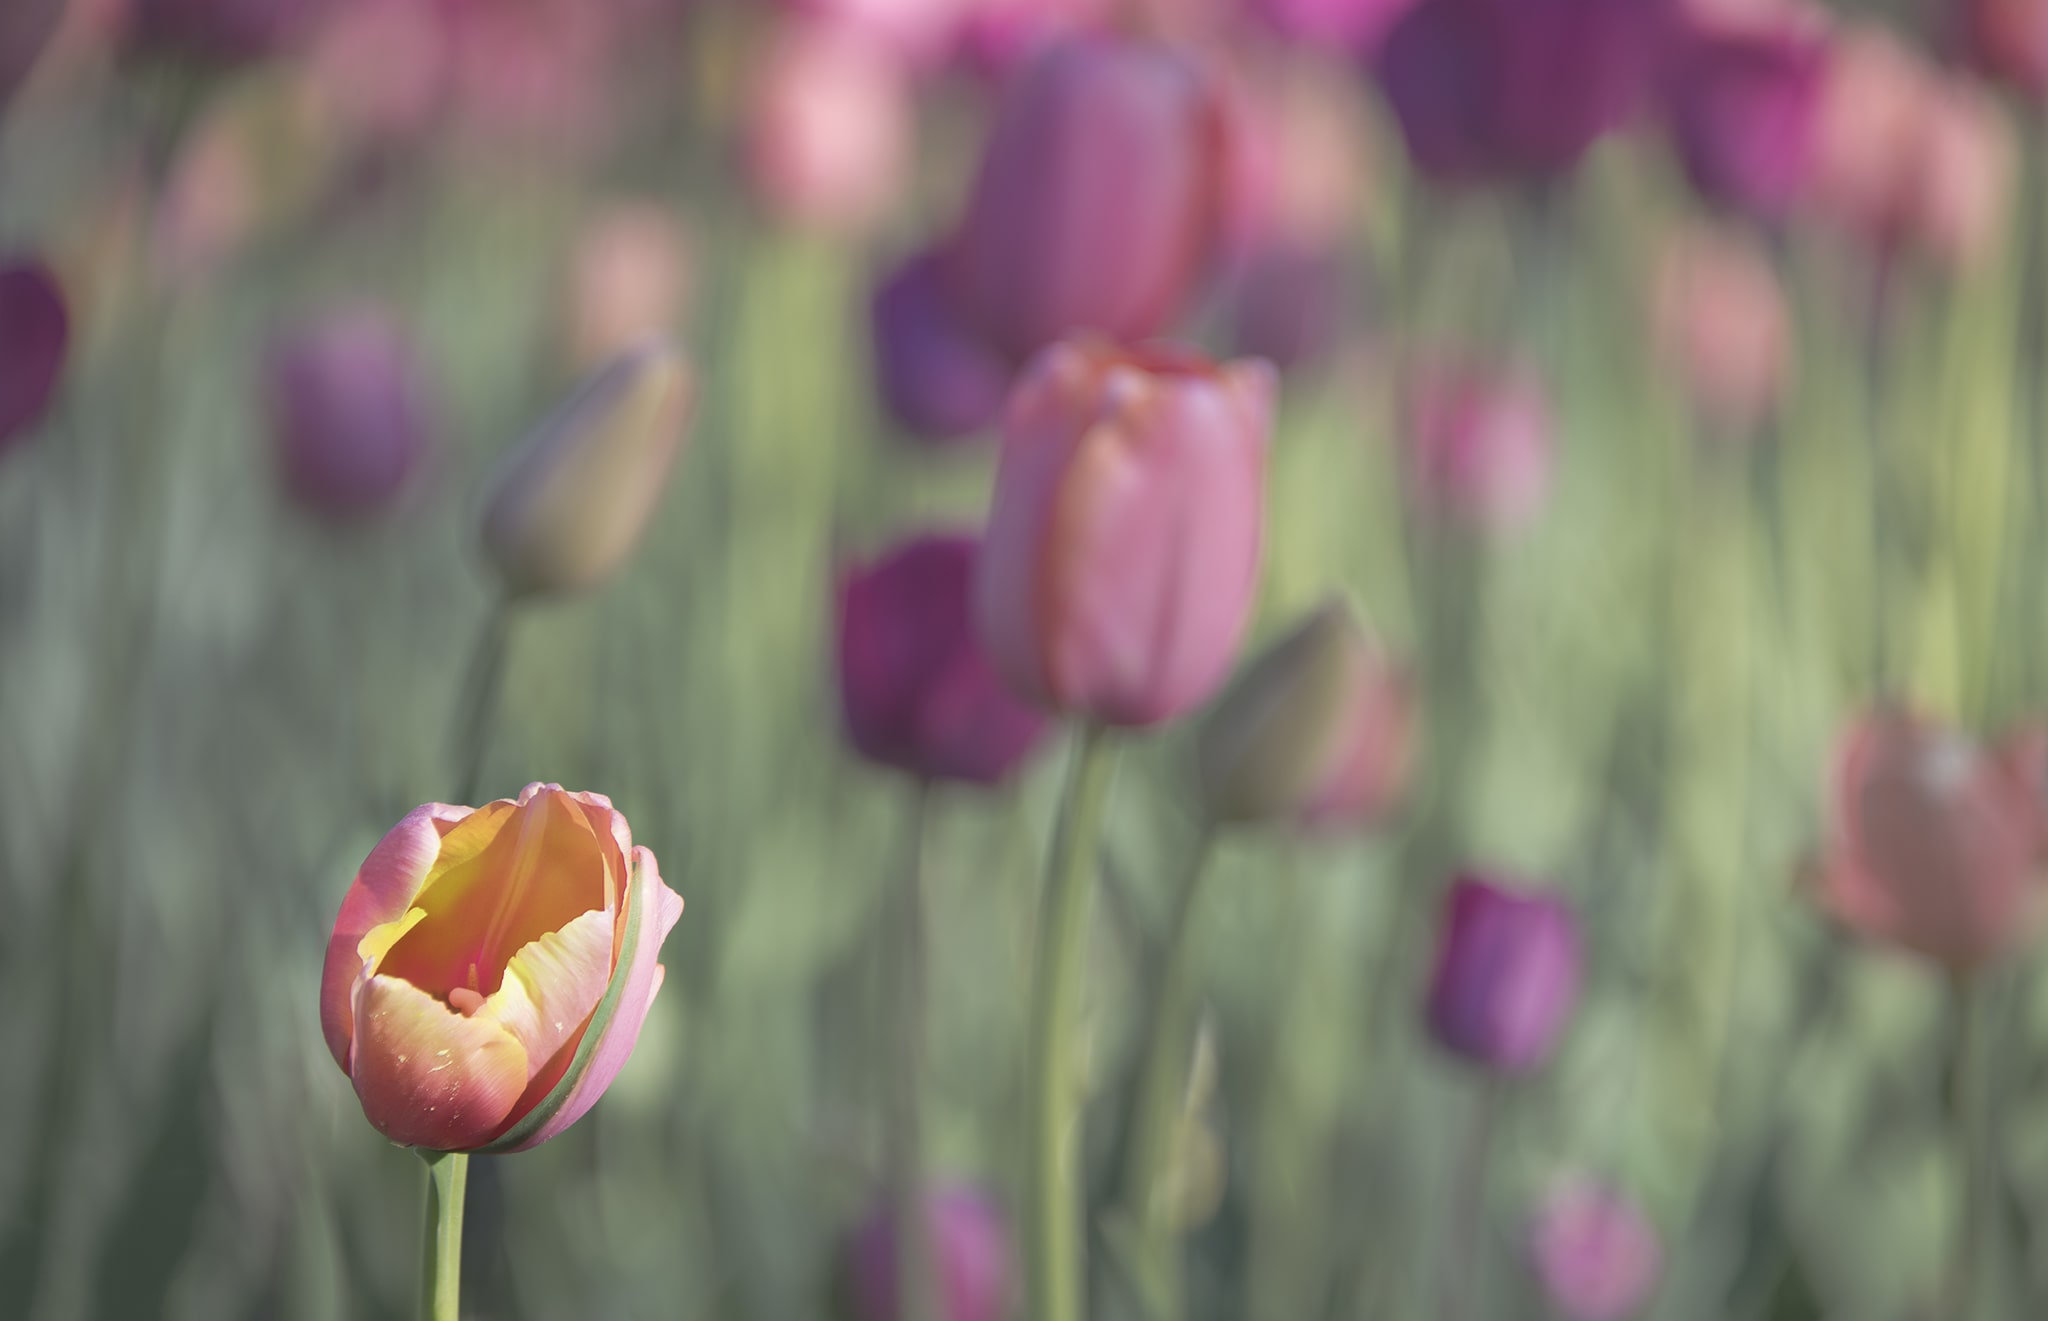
[870,249,1014,442]
[0,260,68,458]
[1666,16,1829,222]
[1375,0,1675,183]
[837,533,1050,785]
[943,37,1228,362]
[1224,243,1348,372]
[265,308,432,521]
[840,1185,1010,1321]
[1425,874,1581,1075]
[1528,1177,1662,1321]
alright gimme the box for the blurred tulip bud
[1810,708,2048,973]
[839,1184,1010,1321]
[1911,76,2012,271]
[1245,0,1416,52]
[976,337,1273,726]
[870,248,1013,441]
[944,38,1229,361]
[1375,0,1675,183]
[1650,223,1792,436]
[1528,1177,1663,1321]
[1961,0,2048,99]
[948,0,1110,80]
[1222,62,1372,252]
[1196,599,1415,829]
[838,533,1051,784]
[129,0,329,62]
[744,21,911,235]
[319,783,684,1152]
[265,307,432,521]
[0,0,60,110]
[0,259,69,459]
[1224,243,1349,372]
[480,341,693,598]
[559,201,695,370]
[1665,9,1828,221]
[1404,360,1552,533]
[1426,874,1581,1075]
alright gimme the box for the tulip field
[10,2,2048,1320]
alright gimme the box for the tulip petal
[473,907,615,1084]
[349,974,530,1151]
[483,846,683,1152]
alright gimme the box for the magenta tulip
[320,783,684,1152]
[266,306,432,521]
[1666,13,1829,222]
[976,336,1273,727]
[1403,359,1553,533]
[1811,708,2048,973]
[0,259,67,458]
[840,1184,1010,1321]
[942,38,1229,362]
[1528,1178,1662,1321]
[870,249,1014,442]
[1426,875,1581,1075]
[1961,0,2048,99]
[838,532,1050,784]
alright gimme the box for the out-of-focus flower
[839,1184,1010,1321]
[778,0,963,65]
[870,248,1014,442]
[744,21,911,235]
[1665,7,1829,221]
[1375,0,1676,184]
[838,533,1050,784]
[1810,708,2048,973]
[1529,1177,1663,1321]
[1426,874,1581,1075]
[129,0,329,62]
[480,341,693,598]
[1224,243,1349,371]
[559,201,695,371]
[1650,222,1792,435]
[266,307,432,521]
[948,0,1110,79]
[0,0,61,109]
[1223,58,1373,252]
[1244,0,1416,52]
[943,38,1229,362]
[1961,0,2048,99]
[1403,359,1552,533]
[1813,25,2014,270]
[0,259,69,458]
[975,336,1273,727]
[319,783,684,1152]
[1196,598,1415,829]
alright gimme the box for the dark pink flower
[1665,11,1829,221]
[266,307,432,521]
[1529,1178,1662,1321]
[870,248,1014,442]
[840,1185,1010,1321]
[0,259,68,458]
[1426,875,1581,1075]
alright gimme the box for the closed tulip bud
[1528,1178,1663,1321]
[976,336,1273,727]
[870,248,1013,442]
[1650,222,1792,436]
[944,38,1229,361]
[839,1185,1010,1321]
[1666,11,1829,221]
[265,307,432,521]
[0,259,68,459]
[480,341,693,598]
[1196,599,1415,829]
[1404,360,1553,533]
[1810,708,2048,973]
[837,532,1050,784]
[1426,875,1581,1075]
[319,783,684,1152]
[744,21,911,235]
[1961,0,2048,99]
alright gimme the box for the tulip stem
[1026,723,1119,1321]
[893,781,936,1321]
[1119,825,1219,1321]
[1947,975,1990,1321]
[452,597,515,805]
[418,1150,469,1321]
[1440,1080,1501,1321]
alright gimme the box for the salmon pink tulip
[320,783,684,1152]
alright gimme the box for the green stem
[1120,825,1220,1321]
[418,1150,469,1321]
[1948,975,1989,1321]
[1025,724,1119,1321]
[893,781,936,1321]
[451,597,515,805]
[1440,1081,1501,1321]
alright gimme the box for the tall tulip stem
[1440,1080,1502,1321]
[452,597,515,805]
[418,1151,469,1321]
[1026,724,1119,1321]
[1947,975,1989,1321]
[893,781,936,1321]
[1121,825,1219,1320]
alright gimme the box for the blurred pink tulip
[1665,7,1829,221]
[840,1184,1010,1321]
[559,201,695,370]
[944,38,1229,361]
[266,306,433,521]
[1812,708,2048,973]
[1651,223,1792,436]
[1529,1178,1663,1321]
[1403,360,1553,533]
[779,0,962,64]
[1244,0,1416,52]
[948,0,1110,79]
[870,247,1013,441]
[1961,0,2048,99]
[1222,59,1374,252]
[745,21,911,234]
[0,259,69,459]
[320,783,684,1151]
[976,336,1273,727]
